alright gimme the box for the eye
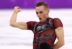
[36,12,38,14]
[40,11,43,14]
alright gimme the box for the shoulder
[27,21,38,27]
[53,18,63,24]
[27,21,38,30]
[53,18,63,28]
[53,18,61,21]
[27,21,37,24]
[47,17,62,22]
[48,17,61,20]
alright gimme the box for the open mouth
[39,17,42,20]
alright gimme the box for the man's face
[35,6,49,22]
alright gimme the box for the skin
[10,6,64,49]
[35,6,49,22]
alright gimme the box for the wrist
[53,47,58,49]
[13,11,18,14]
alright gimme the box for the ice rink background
[0,9,72,49]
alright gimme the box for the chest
[33,19,55,33]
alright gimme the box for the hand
[13,6,21,13]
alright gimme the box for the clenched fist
[13,6,21,13]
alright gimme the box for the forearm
[10,11,17,24]
[53,41,64,49]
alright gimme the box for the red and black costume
[27,18,63,49]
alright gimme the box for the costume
[27,18,63,49]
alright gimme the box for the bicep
[14,22,28,30]
[55,27,64,42]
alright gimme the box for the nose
[38,13,41,16]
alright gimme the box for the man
[10,2,64,49]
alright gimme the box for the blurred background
[0,0,72,49]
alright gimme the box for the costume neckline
[39,17,51,23]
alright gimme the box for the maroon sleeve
[27,21,37,30]
[53,18,63,29]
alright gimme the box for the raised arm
[10,6,27,30]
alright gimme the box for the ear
[47,8,49,13]
[46,9,49,15]
[45,8,49,13]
